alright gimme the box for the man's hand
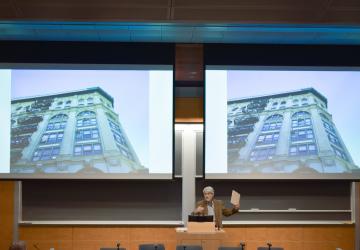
[195,206,205,213]
[233,203,240,210]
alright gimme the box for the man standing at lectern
[193,186,240,228]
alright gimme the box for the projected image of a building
[10,87,146,174]
[227,88,357,173]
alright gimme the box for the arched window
[76,111,97,127]
[301,97,308,106]
[55,101,63,109]
[251,114,283,160]
[292,99,299,107]
[78,99,85,106]
[65,100,72,108]
[289,111,317,156]
[35,114,67,161]
[279,101,286,109]
[50,114,68,122]
[262,114,283,131]
[291,111,311,128]
[271,102,278,110]
[46,114,68,131]
[87,97,94,105]
[74,111,101,156]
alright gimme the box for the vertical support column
[354,182,360,250]
[239,114,265,160]
[20,114,51,161]
[276,111,291,156]
[60,111,76,156]
[179,125,201,226]
[175,44,204,226]
[95,107,118,153]
[13,181,21,242]
[310,107,332,153]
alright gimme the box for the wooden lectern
[176,221,226,250]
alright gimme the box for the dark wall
[0,41,174,65]
[22,179,182,221]
[205,44,360,66]
[196,179,352,221]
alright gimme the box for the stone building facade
[11,87,146,174]
[227,88,357,174]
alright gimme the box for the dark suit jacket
[193,199,238,228]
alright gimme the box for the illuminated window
[32,146,60,161]
[75,128,99,141]
[262,114,283,131]
[40,132,64,144]
[250,147,276,161]
[256,132,279,145]
[331,146,348,161]
[74,143,102,156]
[289,143,317,156]
[46,114,68,131]
[291,129,314,142]
[77,111,97,127]
[320,113,348,161]
[291,111,312,128]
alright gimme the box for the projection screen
[205,66,360,180]
[0,64,173,179]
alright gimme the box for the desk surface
[175,228,227,240]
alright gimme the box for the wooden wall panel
[18,225,355,250]
[175,44,203,82]
[20,226,73,250]
[0,181,14,250]
[175,97,203,123]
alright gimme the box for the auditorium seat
[257,247,284,250]
[139,244,165,250]
[176,245,203,250]
[257,242,283,250]
[219,246,245,250]
[100,248,126,250]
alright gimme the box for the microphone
[116,242,120,250]
[267,242,272,250]
[240,242,245,250]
